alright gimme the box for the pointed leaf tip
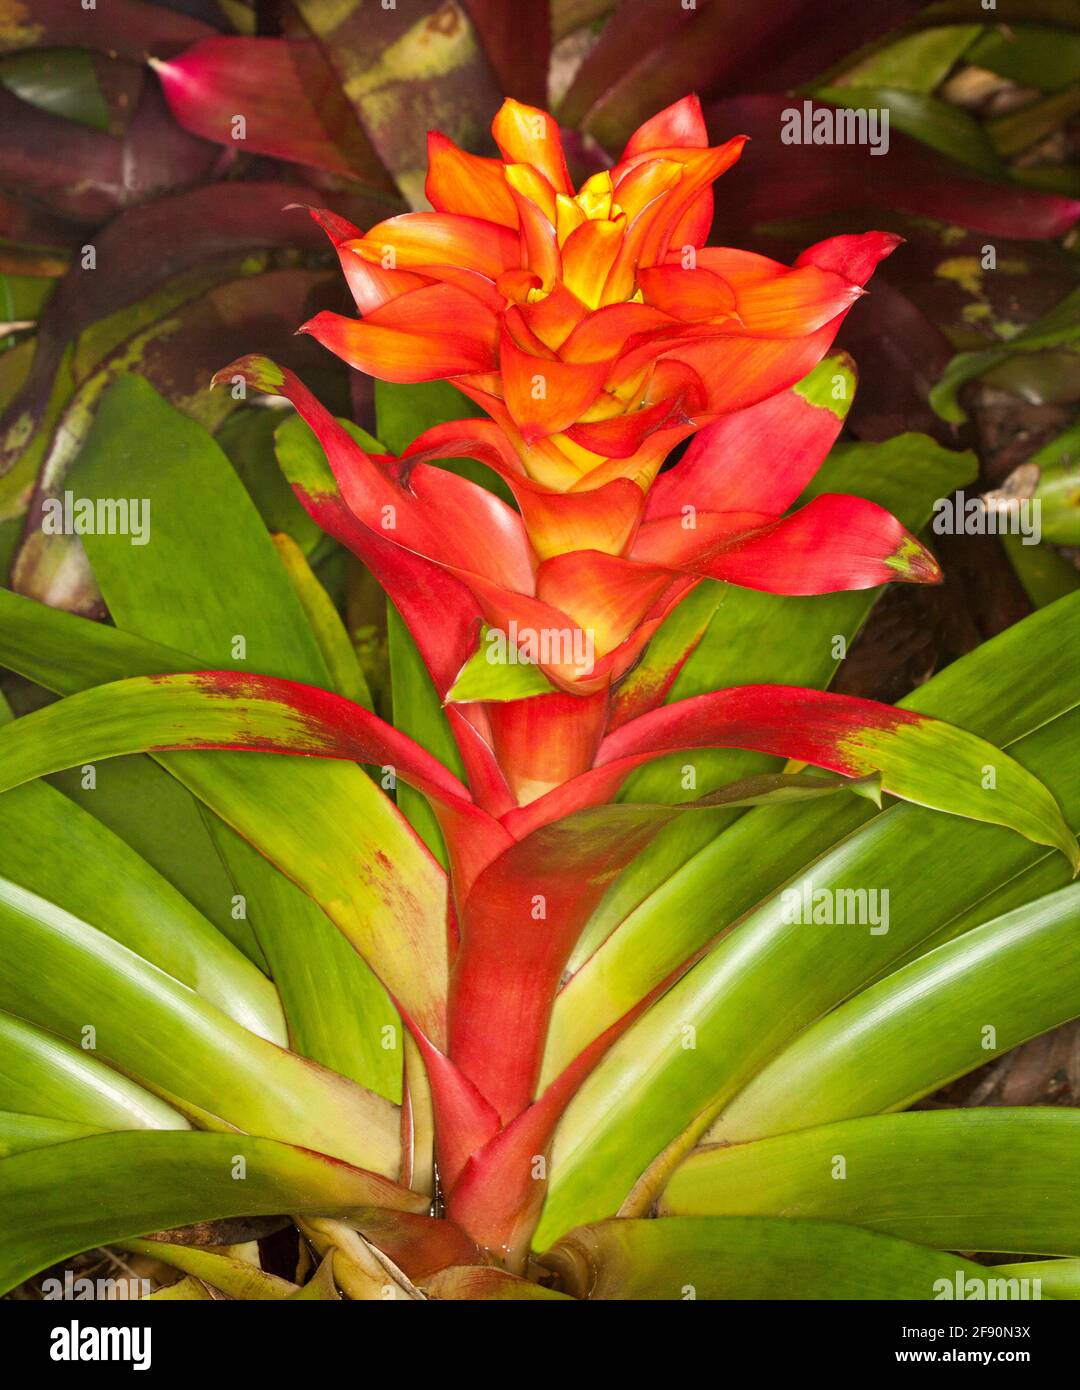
[885,533,943,584]
[792,352,858,420]
[212,354,286,395]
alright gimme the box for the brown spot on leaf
[427,2,462,38]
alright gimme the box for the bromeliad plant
[1,96,1079,1301]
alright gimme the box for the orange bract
[299,95,899,549]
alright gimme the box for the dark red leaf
[705,94,1080,241]
[560,0,929,150]
[153,37,395,187]
[0,0,216,62]
[11,270,347,614]
[837,276,958,443]
[288,0,503,202]
[0,79,217,224]
[461,0,551,107]
[0,194,80,250]
[0,181,399,485]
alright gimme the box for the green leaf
[0,1130,426,1296]
[661,1109,1080,1256]
[708,884,1080,1143]
[273,405,383,489]
[0,876,402,1176]
[57,379,423,1093]
[145,1277,213,1300]
[0,612,445,1075]
[542,1217,995,1300]
[0,1111,100,1156]
[0,764,286,1044]
[218,407,323,556]
[542,707,1080,1246]
[10,265,296,607]
[1002,532,1080,607]
[387,601,459,866]
[374,378,484,455]
[0,517,21,574]
[0,1010,189,1133]
[825,25,980,93]
[47,754,267,966]
[968,24,1080,92]
[445,624,558,703]
[0,668,419,810]
[988,86,1080,158]
[272,530,373,710]
[537,600,1080,1248]
[42,378,308,967]
[978,346,1080,408]
[68,376,327,681]
[120,1238,300,1300]
[1029,419,1080,545]
[0,682,271,995]
[589,431,977,953]
[989,1259,1080,1300]
[0,584,184,688]
[931,288,1080,423]
[1010,163,1080,197]
[907,845,1075,963]
[1,341,77,550]
[0,50,110,130]
[200,817,405,1094]
[791,352,857,413]
[830,707,1077,868]
[553,514,1067,1084]
[0,272,54,326]
[811,85,1003,174]
[10,646,1073,876]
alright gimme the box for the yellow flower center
[551,172,625,250]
